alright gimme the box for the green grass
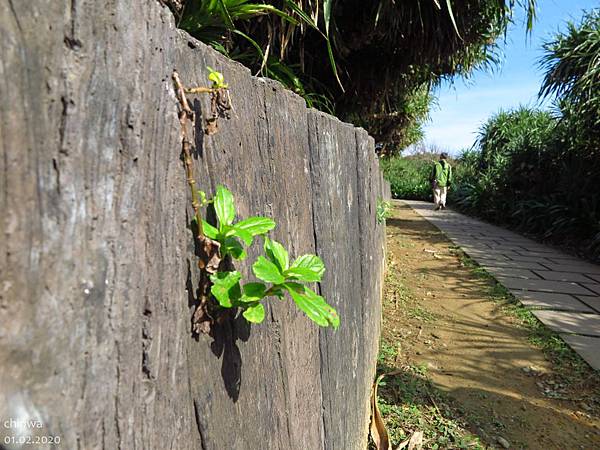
[393,239,416,249]
[384,263,438,323]
[377,341,399,365]
[406,305,437,323]
[375,358,484,450]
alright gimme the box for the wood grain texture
[0,1,386,448]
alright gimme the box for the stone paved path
[402,199,600,371]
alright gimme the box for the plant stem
[173,70,204,239]
[186,86,217,94]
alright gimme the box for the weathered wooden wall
[0,1,386,448]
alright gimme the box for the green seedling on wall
[207,66,228,89]
[202,185,276,259]
[376,198,392,224]
[203,185,339,328]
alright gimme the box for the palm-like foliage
[539,9,600,129]
[175,0,337,110]
[173,0,538,152]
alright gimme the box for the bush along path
[372,202,600,449]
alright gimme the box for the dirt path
[379,202,600,449]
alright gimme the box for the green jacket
[431,160,452,188]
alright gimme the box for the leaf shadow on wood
[186,260,252,402]
[209,314,251,402]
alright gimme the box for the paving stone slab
[501,237,535,243]
[549,256,589,264]
[531,310,600,336]
[538,262,600,275]
[468,254,512,263]
[533,270,594,283]
[491,239,512,246]
[516,246,559,253]
[560,335,600,370]
[585,274,600,283]
[516,250,561,257]
[485,267,541,279]
[478,260,550,271]
[582,283,600,296]
[504,254,555,264]
[485,244,529,253]
[491,233,529,240]
[497,276,595,296]
[464,248,505,257]
[511,291,594,312]
[576,296,600,313]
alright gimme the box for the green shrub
[380,156,433,201]
[451,106,600,261]
[450,108,558,221]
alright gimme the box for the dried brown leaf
[198,236,221,274]
[205,118,219,135]
[370,374,392,450]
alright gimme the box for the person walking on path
[430,152,452,210]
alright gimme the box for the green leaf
[271,286,285,299]
[232,227,254,246]
[264,237,289,271]
[202,220,219,240]
[234,217,276,237]
[284,267,322,282]
[288,254,325,281]
[284,283,339,329]
[206,66,227,88]
[281,0,320,31]
[210,271,242,308]
[214,185,236,228]
[444,0,462,40]
[323,0,332,35]
[208,70,225,87]
[252,256,285,284]
[241,282,267,302]
[326,39,344,92]
[302,287,339,329]
[232,29,265,61]
[242,303,265,323]
[222,237,246,260]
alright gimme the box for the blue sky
[422,0,597,154]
